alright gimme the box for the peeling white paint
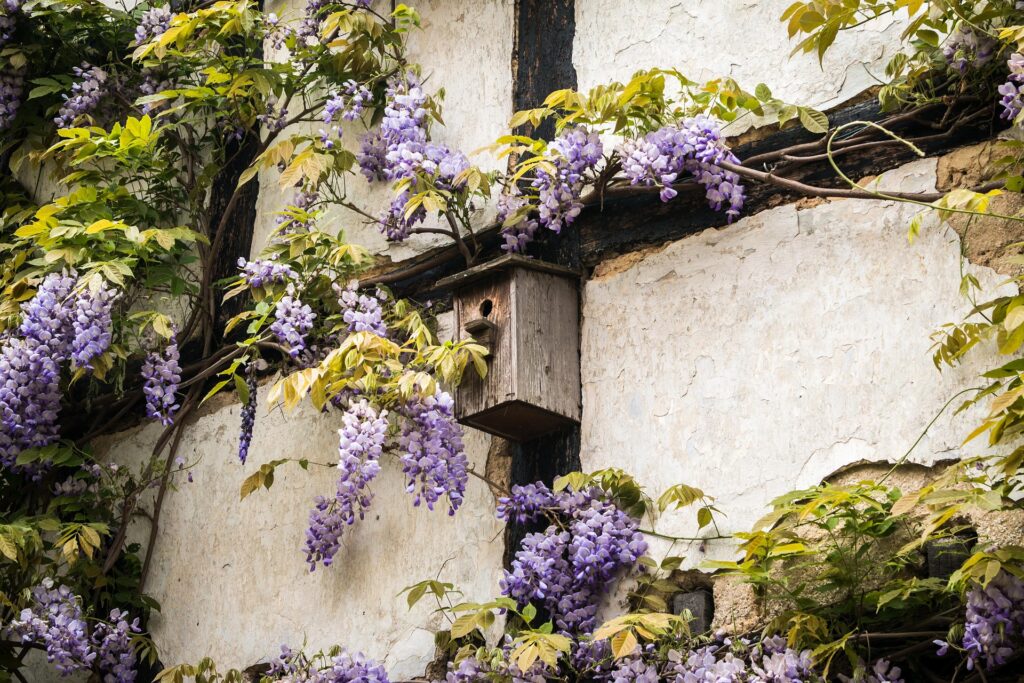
[573,0,908,128]
[580,158,1016,567]
[252,0,514,260]
[91,313,505,679]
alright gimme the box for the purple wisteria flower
[321,80,372,146]
[0,272,77,469]
[497,189,539,253]
[141,337,181,426]
[942,571,1024,671]
[943,25,996,74]
[237,362,258,464]
[55,63,108,128]
[498,482,647,634]
[91,608,143,683]
[0,70,23,130]
[6,581,141,682]
[69,281,118,370]
[356,72,471,241]
[134,4,171,44]
[264,12,293,51]
[6,579,95,675]
[532,126,603,235]
[999,53,1024,123]
[618,116,745,220]
[0,0,19,48]
[398,389,468,515]
[271,289,316,357]
[237,256,297,288]
[276,188,319,234]
[269,644,388,682]
[304,400,388,570]
[337,281,387,336]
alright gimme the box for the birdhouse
[437,255,581,441]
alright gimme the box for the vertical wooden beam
[503,0,583,569]
[208,133,260,335]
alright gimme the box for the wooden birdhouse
[437,255,581,442]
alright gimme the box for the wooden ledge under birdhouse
[436,255,581,442]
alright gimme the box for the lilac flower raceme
[398,389,468,515]
[237,256,297,288]
[276,188,319,234]
[618,116,745,220]
[304,400,388,570]
[0,70,23,130]
[0,14,13,46]
[356,72,471,241]
[264,13,293,51]
[337,281,387,336]
[269,644,388,683]
[6,579,94,676]
[271,289,316,357]
[532,126,603,235]
[497,189,539,254]
[142,337,181,426]
[497,482,647,634]
[321,81,372,145]
[91,609,143,683]
[0,272,77,469]
[999,53,1024,123]
[258,95,288,132]
[69,281,118,371]
[937,570,1024,671]
[6,580,142,682]
[0,0,18,48]
[237,363,258,464]
[55,63,109,128]
[943,25,996,74]
[134,4,171,44]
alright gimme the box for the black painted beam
[504,0,583,571]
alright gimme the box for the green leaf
[450,613,479,638]
[697,506,713,529]
[521,602,537,624]
[234,373,250,404]
[798,107,829,134]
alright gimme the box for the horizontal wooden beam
[371,98,997,303]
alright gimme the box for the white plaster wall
[252,0,514,261]
[574,0,908,125]
[98,326,505,677]
[579,158,1016,566]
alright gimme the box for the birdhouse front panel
[445,256,581,442]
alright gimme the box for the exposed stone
[710,574,761,634]
[936,142,1024,276]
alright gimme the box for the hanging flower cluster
[5,579,141,682]
[141,336,182,427]
[271,288,316,357]
[999,52,1024,123]
[54,63,109,128]
[268,644,389,683]
[0,273,121,470]
[936,570,1024,671]
[357,72,469,241]
[943,25,996,74]
[133,4,171,45]
[305,399,389,570]
[398,389,468,514]
[497,482,647,634]
[618,116,745,219]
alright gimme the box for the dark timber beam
[503,0,582,571]
[378,99,998,304]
